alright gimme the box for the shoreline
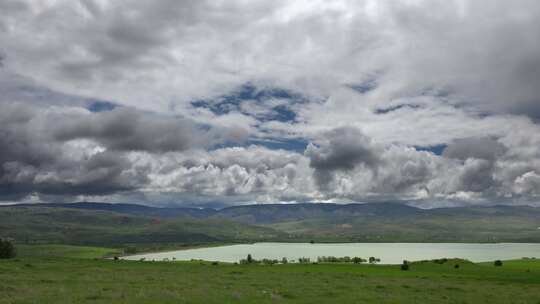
[120,242,540,264]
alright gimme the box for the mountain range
[2,202,540,245]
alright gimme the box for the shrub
[494,260,503,267]
[401,260,409,271]
[369,257,380,264]
[281,257,288,264]
[433,258,448,264]
[298,257,311,264]
[247,254,253,264]
[353,257,366,264]
[454,264,460,269]
[0,239,16,259]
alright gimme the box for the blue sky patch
[375,104,421,114]
[87,101,116,112]
[190,83,304,123]
[247,138,308,153]
[348,79,377,94]
[414,144,447,156]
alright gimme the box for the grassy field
[1,245,539,303]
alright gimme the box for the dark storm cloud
[52,107,199,153]
[305,127,381,189]
[442,138,507,193]
[443,137,507,161]
[0,102,245,199]
[456,159,497,193]
[0,103,145,198]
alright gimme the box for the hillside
[0,206,286,247]
[2,202,540,244]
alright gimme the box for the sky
[1,0,540,208]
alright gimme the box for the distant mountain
[0,205,284,246]
[8,202,217,218]
[212,202,421,224]
[3,202,540,243]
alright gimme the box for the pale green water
[125,242,540,264]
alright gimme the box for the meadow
[1,245,539,304]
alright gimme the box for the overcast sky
[1,0,540,208]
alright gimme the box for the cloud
[1,1,540,207]
[305,127,380,189]
[443,137,507,161]
[0,102,244,200]
[52,107,204,153]
[1,0,539,116]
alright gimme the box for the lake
[124,242,540,264]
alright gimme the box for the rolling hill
[0,206,287,247]
[2,202,540,244]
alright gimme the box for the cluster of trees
[0,238,16,259]
[297,257,311,264]
[239,254,283,265]
[239,254,382,265]
[239,254,313,264]
[317,256,369,264]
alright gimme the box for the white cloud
[1,0,540,206]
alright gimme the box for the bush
[494,260,503,267]
[353,257,366,264]
[433,258,448,264]
[298,257,311,264]
[261,259,277,265]
[0,238,16,259]
[369,257,380,264]
[316,256,366,264]
[400,260,409,271]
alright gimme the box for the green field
[1,245,539,303]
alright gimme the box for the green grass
[1,245,539,303]
[16,244,121,259]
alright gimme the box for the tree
[494,260,503,267]
[281,257,288,264]
[247,254,253,264]
[369,257,380,264]
[0,238,16,259]
[352,257,364,264]
[401,260,409,271]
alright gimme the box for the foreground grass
[1,247,540,303]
